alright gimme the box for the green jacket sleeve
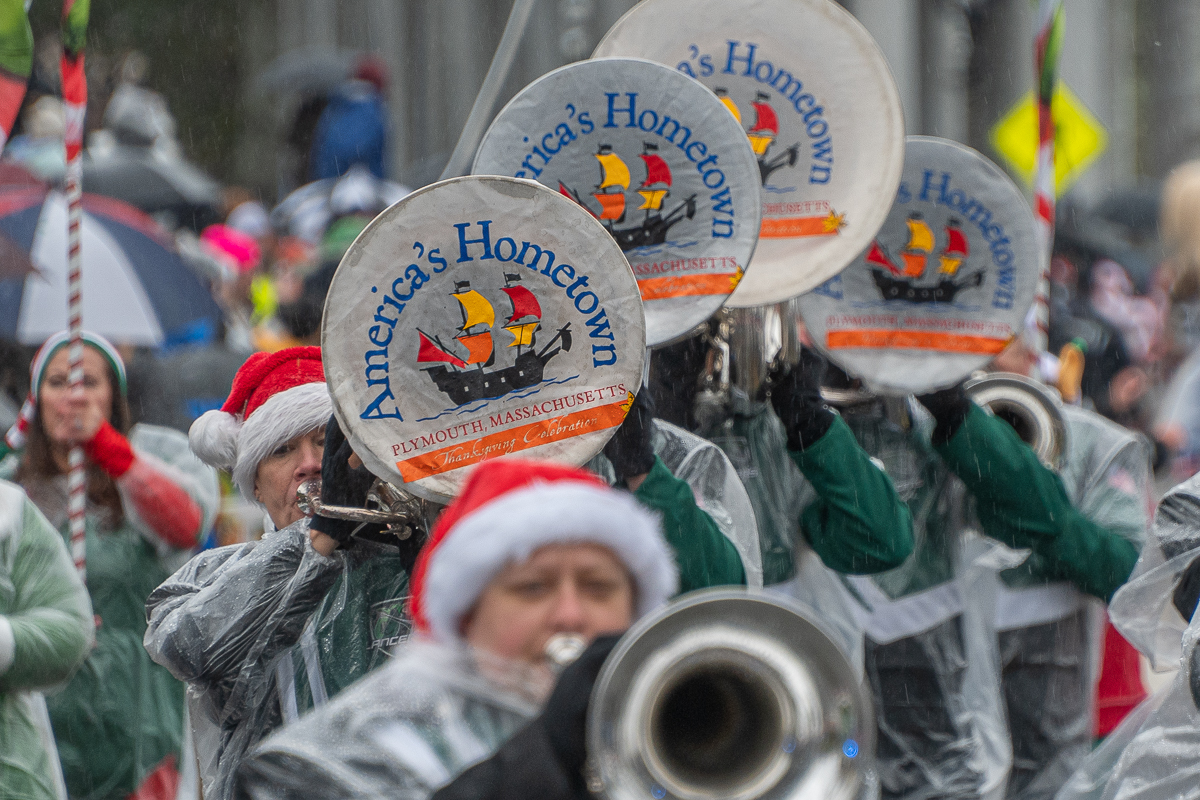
[790,415,914,574]
[632,456,746,592]
[934,403,1138,601]
[0,498,93,693]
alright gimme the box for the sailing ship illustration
[415,275,572,406]
[558,143,696,252]
[866,215,983,303]
[717,89,800,186]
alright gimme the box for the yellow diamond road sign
[990,83,1108,197]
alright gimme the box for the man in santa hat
[145,347,747,800]
[234,456,678,800]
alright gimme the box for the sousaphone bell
[964,371,1067,471]
[587,590,873,800]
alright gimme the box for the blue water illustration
[416,374,582,422]
[628,240,700,258]
[764,185,797,194]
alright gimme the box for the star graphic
[822,210,846,234]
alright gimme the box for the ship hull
[870,269,984,304]
[609,196,696,252]
[424,350,555,406]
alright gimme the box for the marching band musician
[813,351,1148,800]
[145,348,748,800]
[977,340,1152,800]
[234,457,680,800]
[144,347,421,800]
[651,331,917,586]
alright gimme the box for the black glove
[917,383,972,446]
[604,390,657,484]
[541,633,622,789]
[1174,554,1200,625]
[766,347,834,451]
[431,634,621,800]
[309,414,385,545]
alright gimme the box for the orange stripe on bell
[826,329,1010,354]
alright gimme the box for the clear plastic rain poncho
[589,418,763,588]
[1107,469,1200,672]
[703,391,1010,800]
[695,389,869,668]
[233,638,546,800]
[1052,470,1200,800]
[836,401,1012,800]
[990,405,1151,800]
[1054,610,1200,800]
[144,517,413,800]
[0,481,94,800]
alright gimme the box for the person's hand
[308,415,381,546]
[604,390,656,488]
[766,347,833,451]
[916,383,972,446]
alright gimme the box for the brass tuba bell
[587,589,873,800]
[964,371,1067,470]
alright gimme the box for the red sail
[639,153,672,187]
[751,102,779,135]
[944,225,969,257]
[866,241,902,275]
[500,285,542,322]
[417,330,466,368]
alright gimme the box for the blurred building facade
[232,0,1200,207]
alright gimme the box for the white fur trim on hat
[422,482,679,643]
[230,382,332,501]
[189,408,242,471]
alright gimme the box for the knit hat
[3,330,127,453]
[409,458,679,644]
[189,346,331,500]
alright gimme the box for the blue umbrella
[0,187,222,346]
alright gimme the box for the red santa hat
[189,346,331,501]
[409,458,679,644]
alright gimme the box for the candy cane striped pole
[62,3,89,577]
[1031,0,1063,354]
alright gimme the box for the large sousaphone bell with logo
[586,590,873,800]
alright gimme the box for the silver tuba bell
[587,590,873,800]
[295,478,429,541]
[964,372,1067,471]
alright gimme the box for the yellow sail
[938,256,963,276]
[596,152,631,190]
[505,322,539,348]
[638,189,668,211]
[905,217,935,253]
[747,133,773,157]
[454,290,495,330]
[719,95,742,123]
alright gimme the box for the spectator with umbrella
[0,331,220,799]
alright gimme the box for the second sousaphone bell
[964,371,1067,471]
